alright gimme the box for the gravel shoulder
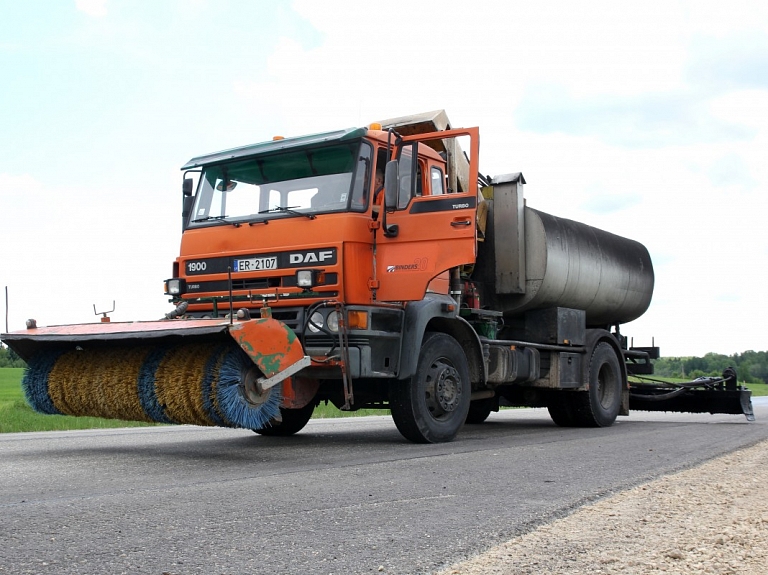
[438,438,768,574]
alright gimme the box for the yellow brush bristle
[35,340,268,428]
[154,343,221,427]
[47,347,154,422]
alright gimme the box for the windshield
[188,140,372,227]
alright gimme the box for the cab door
[375,142,477,302]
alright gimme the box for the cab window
[397,143,434,207]
[431,167,445,195]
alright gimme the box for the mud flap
[741,392,756,422]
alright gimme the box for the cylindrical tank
[477,207,654,326]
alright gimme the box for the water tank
[475,180,654,326]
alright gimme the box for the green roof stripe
[180,127,367,170]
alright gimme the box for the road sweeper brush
[4,316,311,431]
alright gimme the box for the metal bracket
[93,301,116,323]
[256,355,311,392]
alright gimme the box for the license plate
[233,256,278,272]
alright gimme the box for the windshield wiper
[258,205,316,220]
[192,215,230,223]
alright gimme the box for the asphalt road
[1,400,767,575]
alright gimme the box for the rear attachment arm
[628,367,754,421]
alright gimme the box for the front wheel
[254,401,315,436]
[390,332,471,443]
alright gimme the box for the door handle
[450,220,472,227]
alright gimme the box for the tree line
[653,351,768,384]
[0,346,25,368]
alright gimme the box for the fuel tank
[475,182,654,326]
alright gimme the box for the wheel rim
[597,362,619,409]
[424,358,463,419]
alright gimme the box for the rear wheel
[572,342,623,427]
[547,394,577,427]
[390,332,471,443]
[254,401,315,436]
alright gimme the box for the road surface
[1,401,766,575]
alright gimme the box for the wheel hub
[426,361,462,415]
[241,366,269,406]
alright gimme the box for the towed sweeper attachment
[2,317,311,430]
[628,367,755,421]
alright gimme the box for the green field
[0,368,386,433]
[0,368,164,433]
[1,368,763,433]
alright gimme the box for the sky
[1,0,766,357]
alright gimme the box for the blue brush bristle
[201,344,229,427]
[22,350,66,414]
[137,346,175,424]
[216,347,282,430]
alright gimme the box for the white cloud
[709,89,768,132]
[4,0,767,357]
[75,0,107,18]
[254,0,768,355]
[0,172,178,331]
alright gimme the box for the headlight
[326,311,340,332]
[165,279,184,295]
[296,269,326,290]
[307,311,324,333]
[297,269,317,288]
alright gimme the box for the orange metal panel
[227,318,306,377]
[281,377,320,409]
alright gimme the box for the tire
[571,341,623,427]
[390,332,471,443]
[465,398,494,424]
[254,401,315,436]
[547,394,577,427]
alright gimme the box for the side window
[394,144,434,207]
[430,167,445,195]
[415,160,424,197]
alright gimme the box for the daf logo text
[289,250,335,264]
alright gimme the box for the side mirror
[384,160,399,211]
[183,178,194,197]
[182,195,195,231]
[381,160,400,238]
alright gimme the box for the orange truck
[1,111,753,443]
